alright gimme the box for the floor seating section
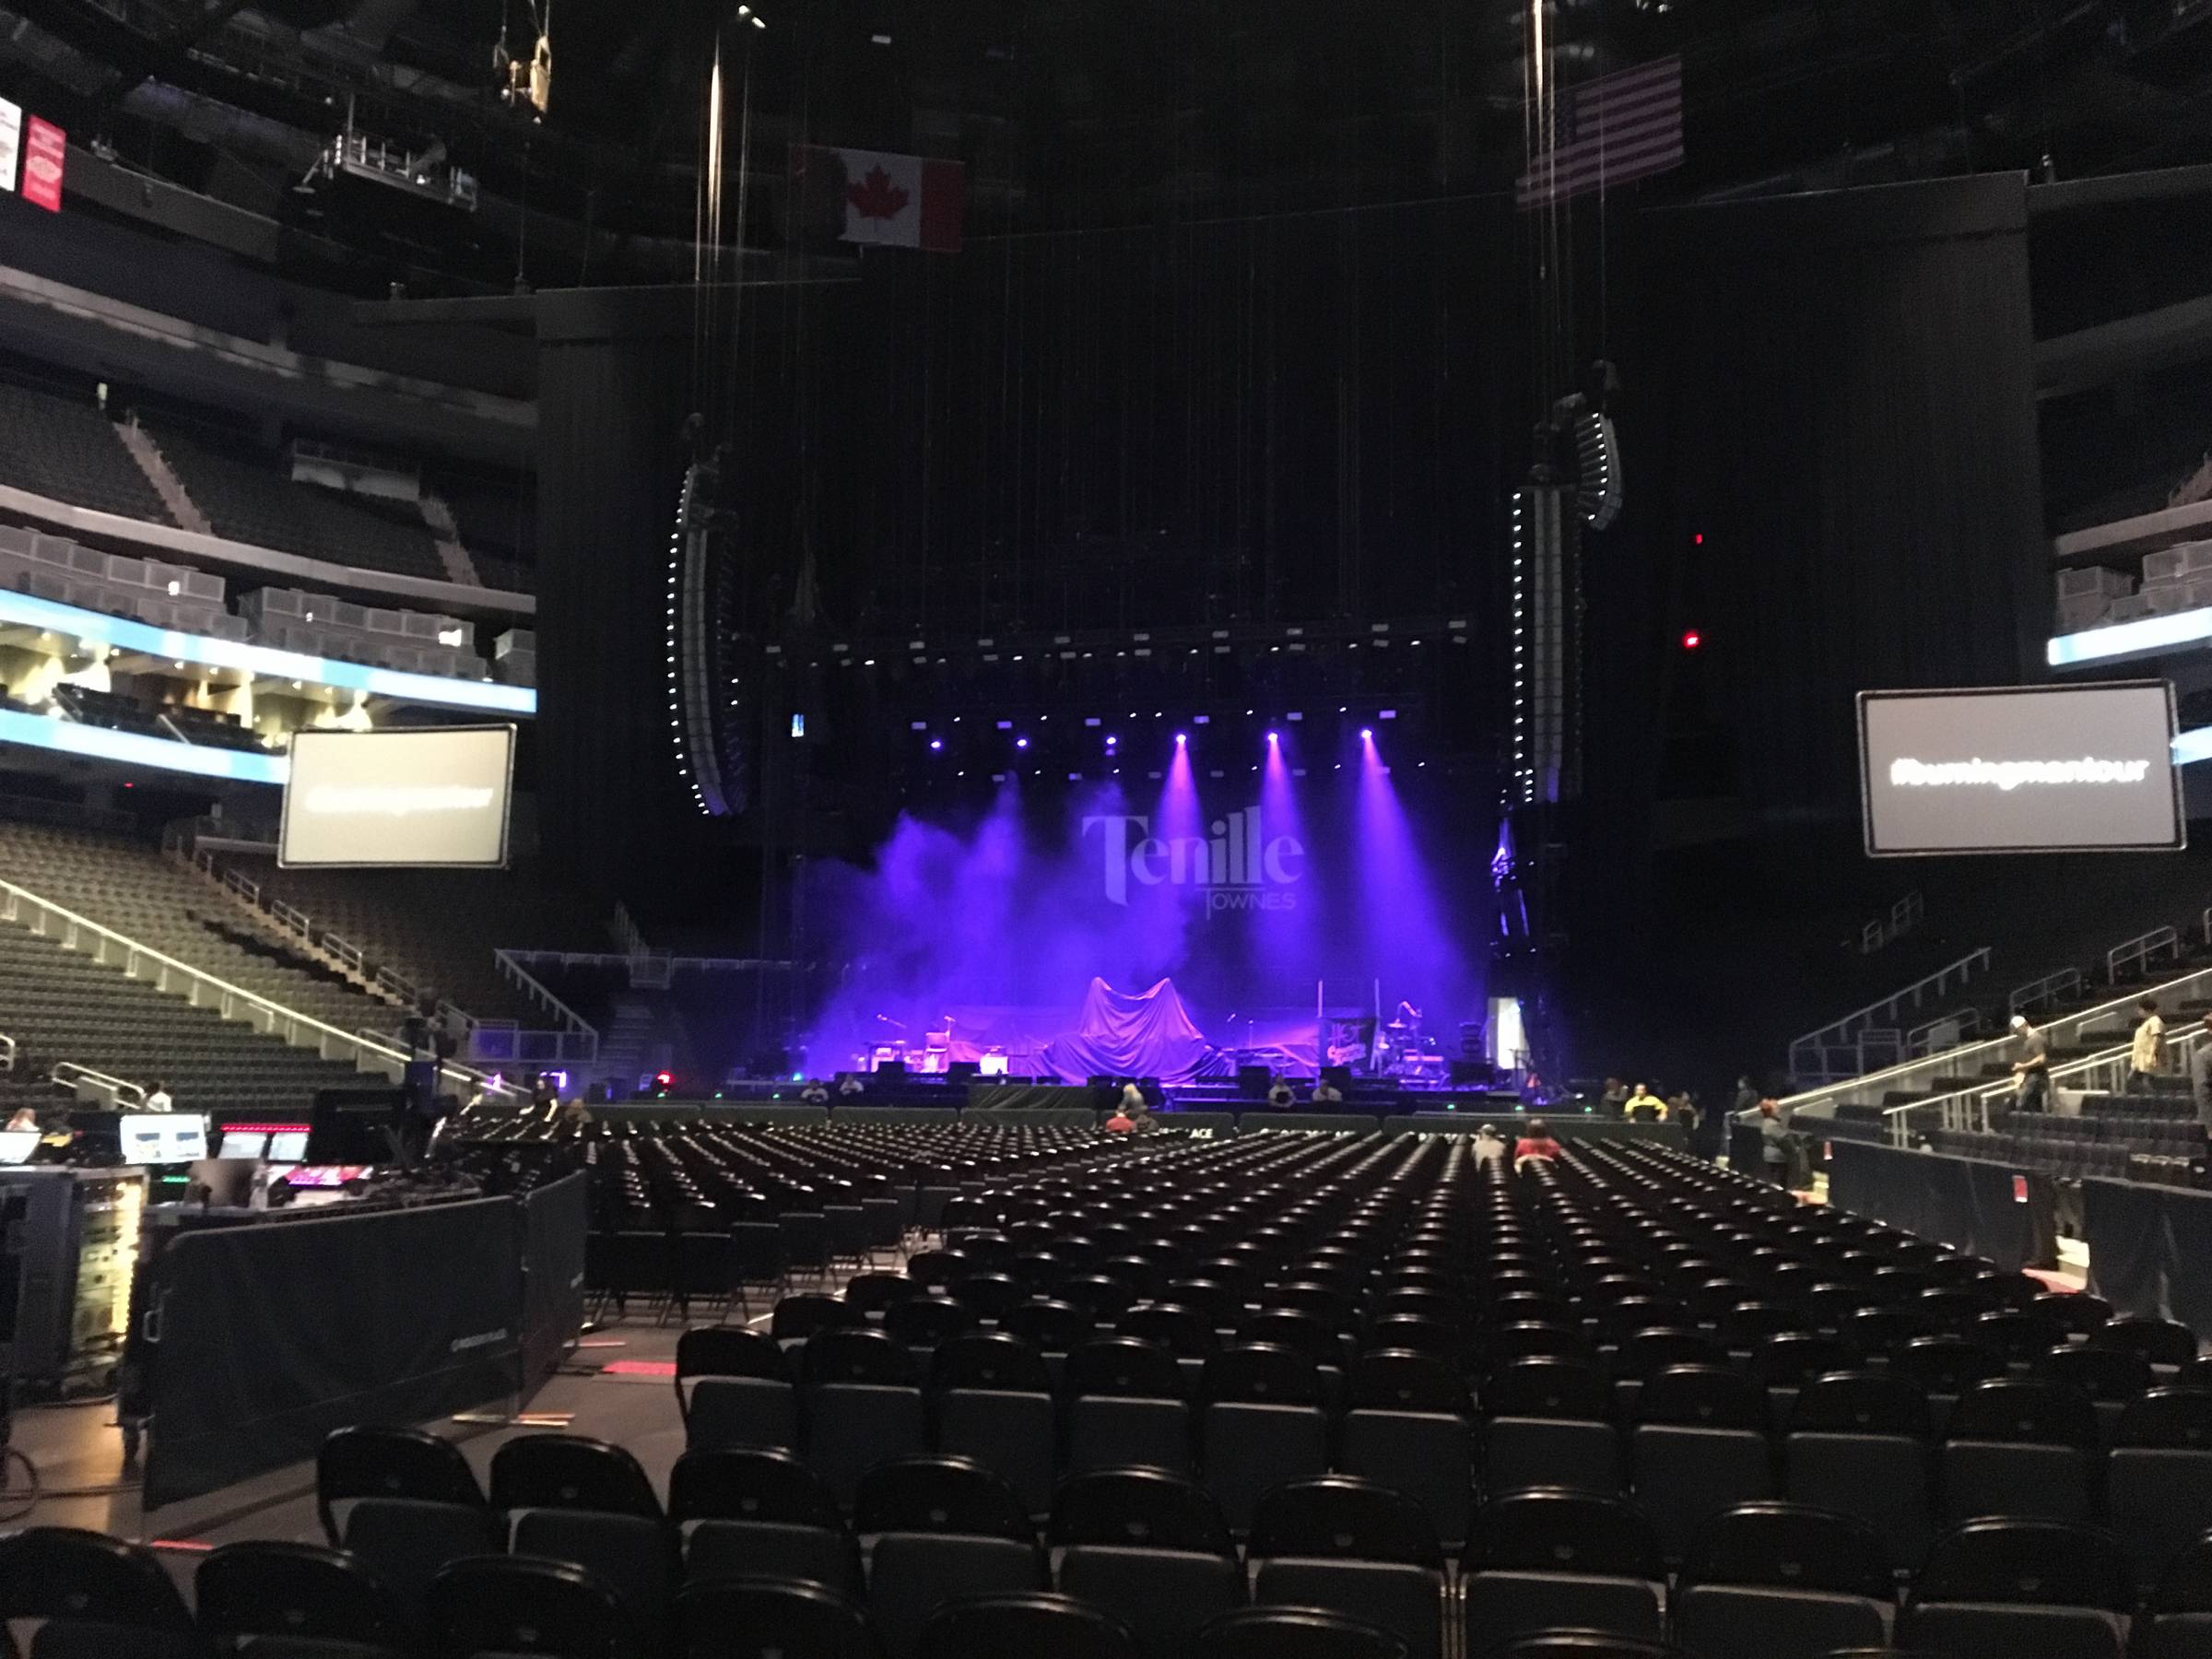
[0,818,400,1036]
[0,379,177,524]
[0,914,371,1115]
[216,854,612,1025]
[11,1129,2212,1659]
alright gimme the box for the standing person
[1673,1095,1703,1157]
[1734,1075,1759,1118]
[1601,1078,1630,1116]
[144,1080,173,1113]
[1735,1098,1792,1183]
[531,1072,559,1123]
[2130,999,2167,1095]
[2192,1013,2212,1164]
[1622,1083,1666,1121]
[2009,1015,2051,1112]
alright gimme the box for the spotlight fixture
[1174,732,1188,746]
[1265,731,1280,745]
[929,738,944,752]
[1360,728,1374,741]
[1015,736,1030,750]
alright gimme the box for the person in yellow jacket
[1622,1082,1668,1121]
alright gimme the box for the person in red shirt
[1104,1109,1136,1135]
[1513,1119,1564,1168]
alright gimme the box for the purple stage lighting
[1174,731,1188,746]
[1359,727,1374,742]
[929,737,944,751]
[1266,730,1280,745]
[1016,736,1030,750]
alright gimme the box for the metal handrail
[494,949,600,1041]
[0,877,506,1098]
[2107,924,2182,984]
[1783,955,2212,1115]
[51,1061,145,1108]
[1906,1007,1983,1055]
[1790,946,1993,1066]
[2009,966,2085,1017]
[1880,1023,2210,1147]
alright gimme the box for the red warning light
[1681,630,1702,651]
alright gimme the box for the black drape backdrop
[1593,174,2046,838]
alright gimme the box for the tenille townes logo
[1085,808,1304,914]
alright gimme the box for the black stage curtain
[2084,1178,2212,1335]
[1597,175,2045,837]
[965,1084,1105,1114]
[519,1172,590,1387]
[143,1196,524,1511]
[1828,1139,2058,1271]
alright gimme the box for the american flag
[1515,55,1684,209]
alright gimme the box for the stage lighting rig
[306,98,477,210]
[494,0,554,118]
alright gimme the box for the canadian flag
[790,145,963,253]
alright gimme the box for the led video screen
[1858,682,2183,855]
[279,725,515,868]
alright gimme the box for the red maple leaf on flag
[847,165,911,221]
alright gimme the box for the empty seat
[1198,1344,1331,1533]
[0,1528,204,1659]
[929,1334,1057,1518]
[1939,1379,2100,1527]
[669,1448,865,1602]
[1192,1606,1410,1659]
[915,1591,1142,1659]
[423,1556,631,1659]
[196,1540,409,1657]
[1783,1371,1935,1570]
[1052,1468,1246,1655]
[1337,1349,1475,1550]
[1670,1502,1893,1659]
[1481,1359,1622,1498]
[2106,1388,2212,1583]
[2142,1529,2212,1659]
[678,1326,799,1453]
[1900,1519,2133,1659]
[314,1426,498,1615]
[1628,1366,1776,1561]
[855,1457,1047,1659]
[1248,1477,1446,1659]
[804,1327,929,1507]
[1065,1337,1194,1477]
[672,1575,879,1659]
[1461,1490,1667,1656]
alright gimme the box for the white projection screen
[280,725,516,868]
[1858,682,2183,856]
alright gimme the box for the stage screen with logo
[280,725,516,867]
[1858,682,2183,855]
[791,734,1488,1083]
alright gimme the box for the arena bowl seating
[18,1122,2156,1659]
[0,379,176,524]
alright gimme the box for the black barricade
[2084,1178,2212,1336]
[1827,1139,2058,1271]
[520,1171,590,1385]
[142,1195,524,1512]
[965,1084,1106,1113]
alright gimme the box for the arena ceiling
[3,0,2212,293]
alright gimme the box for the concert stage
[790,725,1506,1087]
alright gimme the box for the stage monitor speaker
[1320,1065,1353,1092]
[875,1060,908,1080]
[946,1061,980,1081]
[1237,1065,1272,1100]
[1450,1059,1493,1085]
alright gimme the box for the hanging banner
[0,100,20,194]
[22,115,65,212]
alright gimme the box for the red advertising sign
[22,116,65,212]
